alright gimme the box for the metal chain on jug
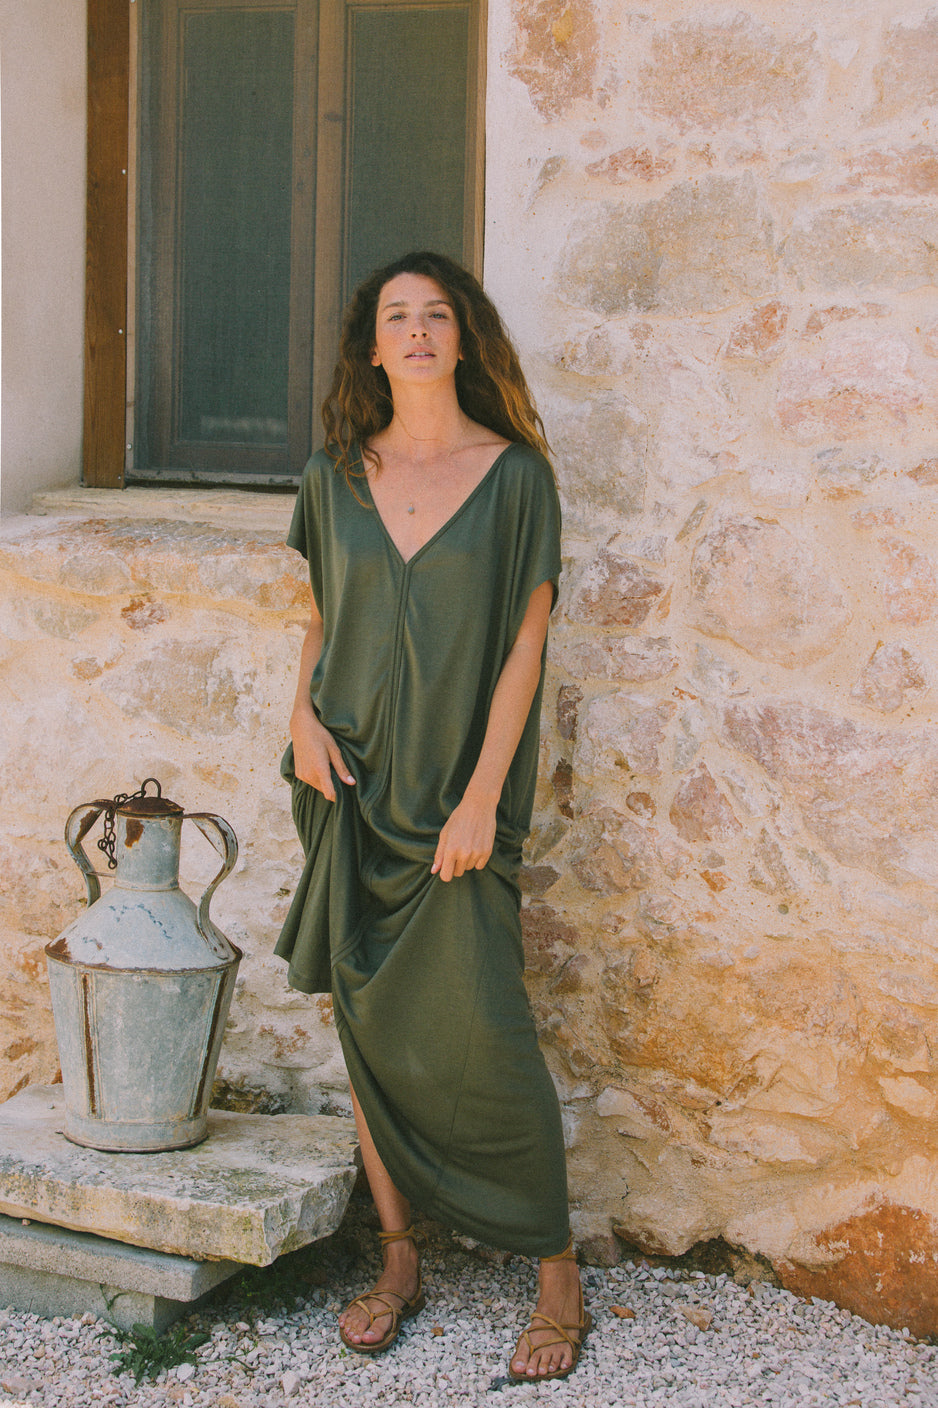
[97,778,163,869]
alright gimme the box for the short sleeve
[287,454,325,613]
[505,449,563,648]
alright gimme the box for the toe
[528,1348,546,1377]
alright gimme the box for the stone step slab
[0,1086,359,1266]
[0,1213,244,1332]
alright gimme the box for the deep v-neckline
[361,444,513,566]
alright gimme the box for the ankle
[382,1238,419,1276]
[538,1258,580,1296]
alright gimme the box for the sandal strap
[378,1224,418,1248]
[345,1289,408,1328]
[532,1310,585,1340]
[518,1311,581,1356]
[541,1234,576,1263]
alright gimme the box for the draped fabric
[275,444,569,1254]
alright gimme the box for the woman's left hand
[432,793,497,882]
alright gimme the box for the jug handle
[65,802,108,906]
[185,813,239,961]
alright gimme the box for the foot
[510,1256,588,1380]
[338,1237,421,1350]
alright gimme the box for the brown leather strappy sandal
[508,1235,592,1383]
[338,1225,426,1355]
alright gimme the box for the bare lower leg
[338,1085,421,1348]
[510,1255,584,1379]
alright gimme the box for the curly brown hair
[321,251,550,485]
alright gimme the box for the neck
[383,383,468,457]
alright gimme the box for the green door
[135,0,479,485]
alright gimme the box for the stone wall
[0,492,348,1125]
[484,0,938,1338]
[3,0,938,1342]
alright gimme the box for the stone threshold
[0,1087,360,1329]
[0,486,308,609]
[30,484,296,535]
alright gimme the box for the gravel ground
[1,1201,936,1408]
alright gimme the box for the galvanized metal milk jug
[45,780,241,1152]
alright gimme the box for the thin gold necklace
[389,419,471,516]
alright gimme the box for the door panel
[141,0,315,480]
[133,0,480,484]
[344,5,469,302]
[174,7,294,452]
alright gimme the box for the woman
[275,251,589,1382]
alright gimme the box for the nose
[410,316,429,338]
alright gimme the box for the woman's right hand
[290,708,355,803]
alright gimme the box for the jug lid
[117,794,184,818]
[100,778,182,819]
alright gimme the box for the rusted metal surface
[95,778,176,870]
[45,783,241,1153]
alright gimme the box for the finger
[310,757,337,802]
[327,743,355,786]
[432,818,455,876]
[296,764,334,801]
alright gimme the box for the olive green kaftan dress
[274,443,569,1255]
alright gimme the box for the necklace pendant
[406,504,415,515]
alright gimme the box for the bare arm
[290,588,355,803]
[432,579,554,882]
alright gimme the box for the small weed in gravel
[100,1321,210,1384]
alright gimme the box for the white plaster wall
[0,0,87,517]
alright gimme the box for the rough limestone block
[0,514,306,610]
[559,177,775,318]
[0,1087,359,1266]
[690,516,851,666]
[0,1214,243,1332]
[638,16,818,132]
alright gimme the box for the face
[371,273,462,385]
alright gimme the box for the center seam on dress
[371,560,412,806]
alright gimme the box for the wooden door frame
[83,0,486,491]
[148,0,318,478]
[84,0,130,489]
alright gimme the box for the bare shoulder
[459,423,511,475]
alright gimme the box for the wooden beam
[83,0,129,488]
